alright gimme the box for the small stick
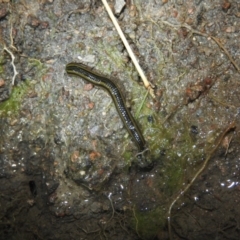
[3,46,18,85]
[101,0,155,98]
[161,20,240,73]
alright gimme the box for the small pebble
[0,79,5,87]
[114,0,126,15]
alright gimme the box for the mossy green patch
[0,81,31,116]
[132,206,166,239]
[28,58,46,72]
[122,150,133,166]
[143,119,202,194]
[0,54,5,74]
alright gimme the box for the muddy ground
[0,0,240,239]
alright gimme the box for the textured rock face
[0,0,240,239]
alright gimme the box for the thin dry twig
[132,206,141,239]
[9,21,18,52]
[3,46,18,85]
[2,10,19,86]
[161,20,240,73]
[101,0,155,98]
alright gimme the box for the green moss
[122,150,133,166]
[144,121,197,193]
[0,55,5,74]
[28,58,45,72]
[0,81,31,116]
[132,207,166,239]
